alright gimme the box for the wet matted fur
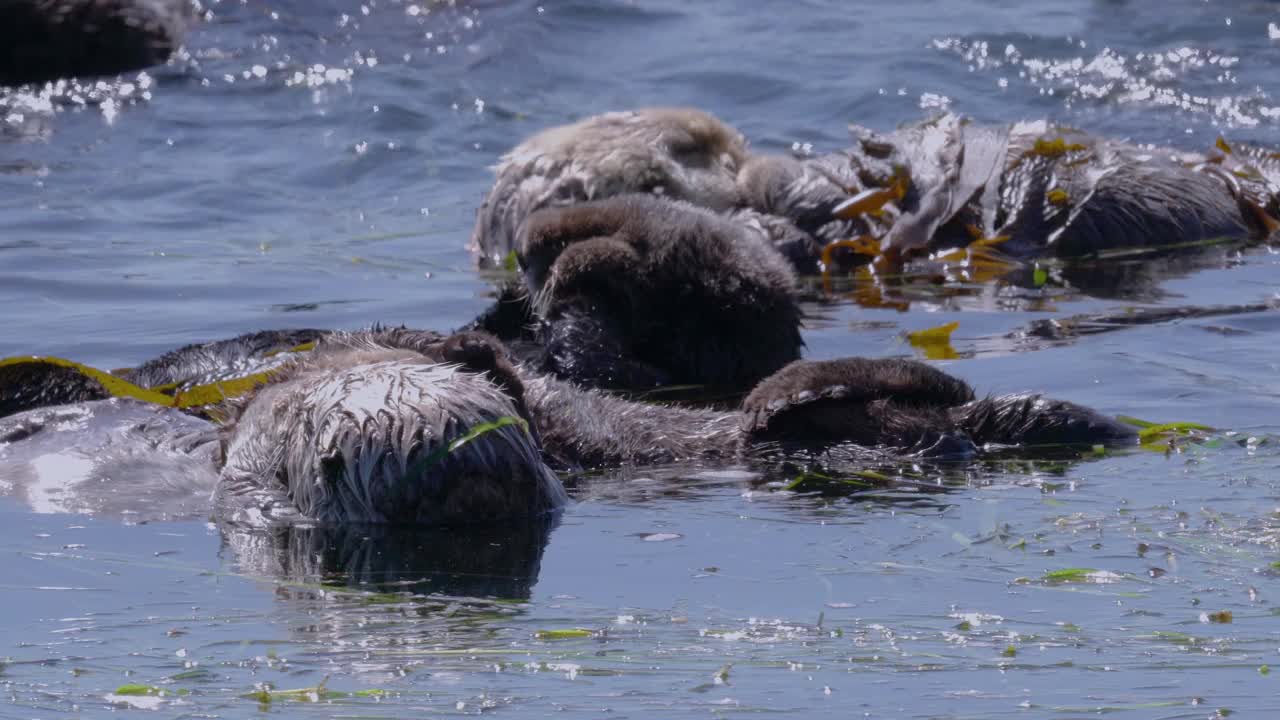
[216,345,565,527]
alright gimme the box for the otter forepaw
[516,194,804,389]
[438,331,538,437]
[518,201,637,298]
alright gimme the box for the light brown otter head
[215,341,566,528]
[472,107,749,268]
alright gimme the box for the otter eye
[552,177,587,203]
[668,139,712,169]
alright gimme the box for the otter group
[10,104,1279,528]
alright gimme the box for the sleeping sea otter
[0,0,193,86]
[473,107,1280,273]
[467,107,1280,390]
[0,328,1135,528]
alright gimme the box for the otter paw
[741,357,975,447]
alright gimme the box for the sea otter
[473,108,1280,274]
[0,327,1135,528]
[468,108,1280,390]
[0,0,193,86]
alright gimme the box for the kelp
[832,165,910,220]
[535,628,595,640]
[405,415,531,476]
[906,320,960,360]
[243,676,390,704]
[1118,415,1215,452]
[0,336,331,419]
[0,355,280,415]
[785,469,890,493]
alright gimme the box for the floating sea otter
[0,327,1135,528]
[18,107,1253,530]
[0,0,193,86]
[468,107,1280,388]
[474,107,1280,273]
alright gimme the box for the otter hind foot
[741,357,975,451]
[951,393,1137,449]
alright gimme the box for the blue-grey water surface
[3,0,1280,717]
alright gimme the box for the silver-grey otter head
[215,349,566,527]
[471,108,749,268]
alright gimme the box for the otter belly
[0,398,219,521]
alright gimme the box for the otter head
[216,346,566,527]
[472,108,749,269]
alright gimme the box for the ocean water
[2,0,1280,716]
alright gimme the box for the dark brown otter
[0,0,194,86]
[516,194,803,390]
[0,328,1136,529]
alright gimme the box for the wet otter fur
[0,328,1135,528]
[473,108,749,270]
[0,0,194,86]
[215,336,565,527]
[469,108,1278,391]
[517,194,802,390]
[474,108,1278,274]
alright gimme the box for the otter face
[217,350,566,527]
[515,194,803,389]
[473,108,749,268]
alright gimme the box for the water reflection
[813,241,1267,311]
[223,517,558,600]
